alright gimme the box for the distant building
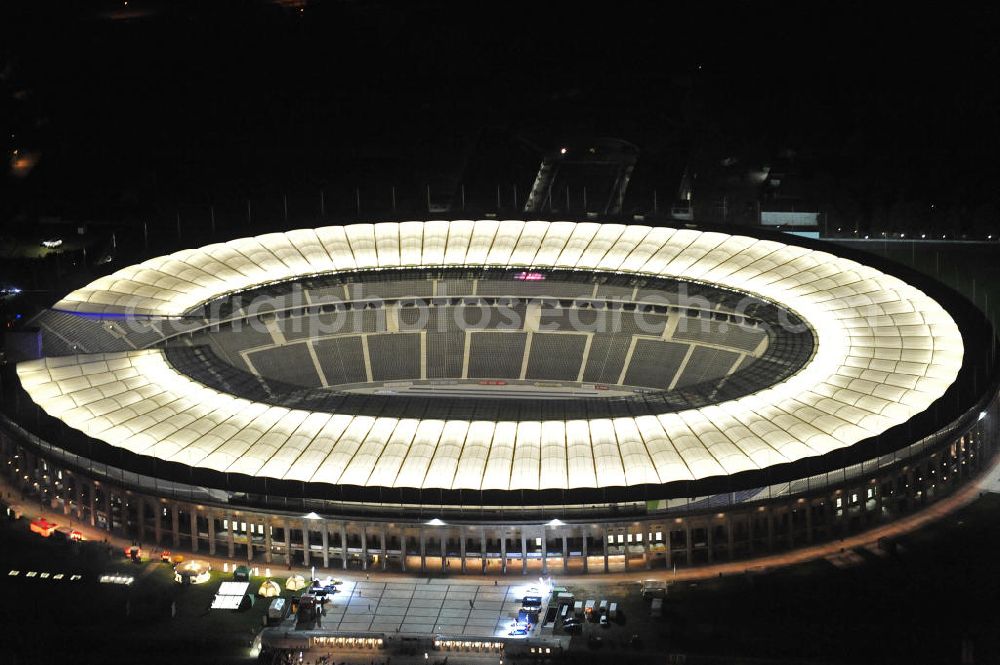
[523,138,639,215]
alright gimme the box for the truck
[641,579,668,599]
[650,597,663,618]
[608,602,618,620]
[296,594,317,626]
[556,591,575,606]
[584,599,596,620]
[573,600,584,617]
[598,599,608,615]
[267,598,288,624]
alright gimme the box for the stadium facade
[2,219,997,574]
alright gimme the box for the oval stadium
[3,219,998,575]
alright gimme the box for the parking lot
[557,580,662,653]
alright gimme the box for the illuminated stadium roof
[19,221,964,491]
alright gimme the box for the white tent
[285,574,307,591]
[259,579,281,598]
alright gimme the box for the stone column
[684,523,693,565]
[381,526,388,571]
[361,524,369,571]
[706,523,714,563]
[264,518,273,564]
[60,471,71,517]
[190,508,199,552]
[170,504,180,549]
[246,519,254,563]
[400,531,407,573]
[562,534,569,574]
[460,530,467,573]
[283,520,291,566]
[302,522,310,567]
[440,532,447,573]
[228,514,236,559]
[500,533,507,575]
[481,528,488,574]
[208,513,216,556]
[152,499,161,545]
[521,531,528,575]
[88,482,97,527]
[420,528,427,572]
[644,529,652,570]
[624,531,631,571]
[340,523,348,570]
[107,490,117,533]
[321,522,330,568]
[766,509,775,551]
[74,480,84,522]
[581,530,589,573]
[541,529,548,574]
[603,527,610,573]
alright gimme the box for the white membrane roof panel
[33,221,964,491]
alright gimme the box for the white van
[267,597,287,623]
[573,600,584,617]
[608,602,618,619]
[598,599,608,615]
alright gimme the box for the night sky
[2,1,999,231]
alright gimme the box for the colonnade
[0,426,991,574]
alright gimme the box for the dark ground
[3,492,1000,665]
[561,493,1000,665]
